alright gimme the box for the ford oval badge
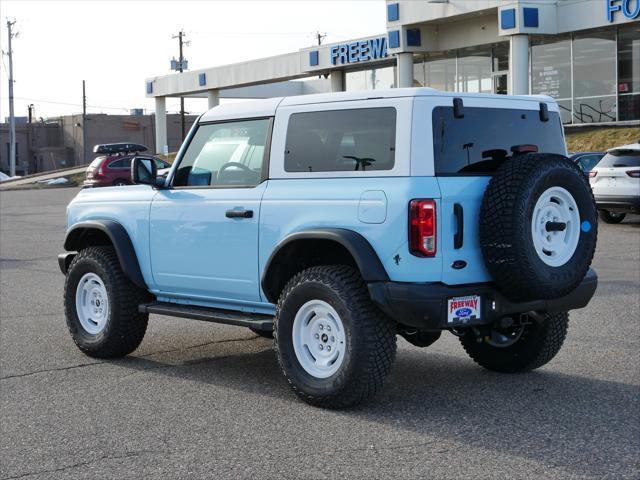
[451,260,467,270]
[455,307,473,317]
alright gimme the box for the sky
[0,0,386,120]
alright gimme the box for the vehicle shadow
[114,339,639,477]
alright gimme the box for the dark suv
[84,143,170,187]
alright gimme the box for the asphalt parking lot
[1,187,638,480]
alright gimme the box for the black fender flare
[62,219,147,288]
[261,228,389,303]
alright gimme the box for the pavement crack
[0,335,261,381]
[1,450,166,480]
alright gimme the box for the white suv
[589,142,640,223]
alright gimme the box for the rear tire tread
[274,265,396,409]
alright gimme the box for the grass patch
[565,127,639,153]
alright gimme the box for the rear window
[432,106,565,174]
[89,157,104,168]
[284,108,396,172]
[596,150,640,168]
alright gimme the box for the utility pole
[173,30,187,141]
[6,20,17,176]
[81,80,87,165]
[316,31,326,79]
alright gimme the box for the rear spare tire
[480,153,597,302]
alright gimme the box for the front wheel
[459,312,569,373]
[274,266,396,409]
[64,246,150,358]
[599,210,626,224]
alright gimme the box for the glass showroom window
[457,46,492,93]
[531,35,572,124]
[424,51,456,92]
[618,23,640,122]
[572,29,616,124]
[345,65,396,91]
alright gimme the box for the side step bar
[139,302,273,332]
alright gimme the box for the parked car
[84,143,170,187]
[589,141,640,223]
[570,151,605,175]
[59,89,598,408]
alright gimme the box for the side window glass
[109,158,124,168]
[284,108,396,172]
[173,119,270,187]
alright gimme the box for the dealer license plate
[447,295,481,325]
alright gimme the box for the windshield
[596,150,640,168]
[432,106,565,174]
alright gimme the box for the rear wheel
[459,312,569,373]
[599,210,626,224]
[274,266,396,409]
[64,246,150,358]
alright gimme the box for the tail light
[409,199,436,257]
[588,171,597,178]
[626,170,640,178]
[94,163,106,179]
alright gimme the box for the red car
[84,143,170,187]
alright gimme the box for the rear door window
[596,150,640,168]
[284,108,396,172]
[432,106,565,174]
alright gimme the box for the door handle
[453,203,464,249]
[225,209,253,219]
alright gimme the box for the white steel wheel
[531,186,581,267]
[75,272,110,335]
[292,299,347,379]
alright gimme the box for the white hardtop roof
[199,88,557,122]
[607,142,640,152]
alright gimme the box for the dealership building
[146,0,639,154]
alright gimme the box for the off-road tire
[480,153,597,302]
[64,246,150,358]
[274,266,396,409]
[460,312,569,373]
[599,210,626,224]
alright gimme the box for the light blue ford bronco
[60,88,598,408]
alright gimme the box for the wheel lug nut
[327,346,331,352]
[326,325,331,332]
[314,333,319,339]
[319,325,323,331]
[319,344,324,350]
[331,336,335,342]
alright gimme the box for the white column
[509,34,530,95]
[330,70,344,92]
[154,96,167,155]
[207,90,220,109]
[396,52,414,88]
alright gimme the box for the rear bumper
[368,268,598,331]
[594,195,640,213]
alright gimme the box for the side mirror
[131,157,157,185]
